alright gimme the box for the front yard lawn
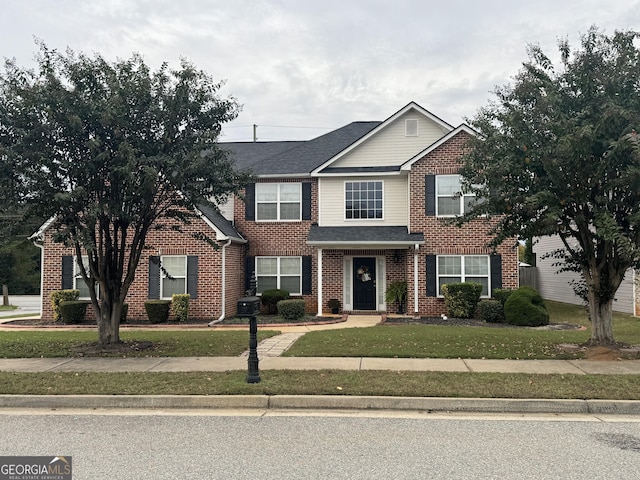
[0,330,280,358]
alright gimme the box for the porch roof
[306,225,424,248]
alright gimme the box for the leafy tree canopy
[0,42,251,346]
[460,28,640,344]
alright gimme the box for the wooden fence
[519,266,538,289]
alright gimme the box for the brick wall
[39,213,244,322]
[407,131,519,316]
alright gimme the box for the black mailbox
[237,296,260,317]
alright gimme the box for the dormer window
[405,118,418,136]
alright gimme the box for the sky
[2,0,640,141]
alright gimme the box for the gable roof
[195,203,246,243]
[400,124,478,170]
[222,121,380,177]
[311,102,454,175]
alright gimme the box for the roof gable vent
[405,118,418,137]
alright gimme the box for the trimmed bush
[172,294,190,322]
[504,286,549,327]
[277,299,306,320]
[441,282,483,319]
[260,289,289,314]
[145,300,171,324]
[492,288,513,306]
[50,289,80,322]
[59,300,89,324]
[477,299,505,323]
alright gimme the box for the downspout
[208,238,232,326]
[413,243,419,317]
[31,237,44,317]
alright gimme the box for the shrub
[59,300,89,324]
[50,289,80,322]
[277,299,306,320]
[260,289,289,314]
[385,281,407,313]
[172,294,190,322]
[327,298,341,313]
[145,300,171,324]
[492,288,513,306]
[477,299,505,323]
[441,282,483,319]
[504,286,549,327]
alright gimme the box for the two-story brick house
[33,102,518,321]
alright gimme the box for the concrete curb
[1,394,639,414]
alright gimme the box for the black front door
[353,257,376,310]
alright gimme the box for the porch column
[317,248,323,316]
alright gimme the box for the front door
[353,257,377,310]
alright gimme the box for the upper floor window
[436,175,476,217]
[345,181,383,220]
[161,255,187,299]
[256,183,301,221]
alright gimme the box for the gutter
[208,238,232,326]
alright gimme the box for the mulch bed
[383,316,583,330]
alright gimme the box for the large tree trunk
[587,290,615,345]
[96,300,122,347]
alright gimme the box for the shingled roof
[222,121,381,176]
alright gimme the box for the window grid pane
[437,256,490,298]
[345,181,383,220]
[256,183,301,221]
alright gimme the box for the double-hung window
[436,175,477,217]
[161,255,187,298]
[256,256,302,295]
[74,255,98,299]
[256,183,301,221]
[437,255,490,296]
[345,181,383,220]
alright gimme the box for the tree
[459,28,640,345]
[0,44,250,347]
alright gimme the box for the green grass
[0,330,280,358]
[284,300,640,359]
[0,305,18,311]
[1,370,640,399]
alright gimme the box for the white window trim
[344,180,385,221]
[255,183,302,222]
[435,174,477,218]
[160,255,187,299]
[256,256,302,296]
[436,255,491,298]
[74,255,99,300]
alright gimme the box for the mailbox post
[237,295,261,383]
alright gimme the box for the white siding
[533,235,635,314]
[217,197,234,222]
[332,111,448,168]
[319,176,407,226]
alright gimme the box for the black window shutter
[62,256,73,289]
[302,183,312,221]
[245,256,255,293]
[490,254,502,292]
[302,256,312,294]
[426,255,437,297]
[245,183,255,220]
[148,256,160,299]
[187,256,198,298]
[425,175,436,216]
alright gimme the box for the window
[437,255,490,296]
[436,175,477,217]
[256,183,301,221]
[405,118,418,136]
[256,256,302,295]
[161,255,187,299]
[74,256,98,299]
[345,181,383,219]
